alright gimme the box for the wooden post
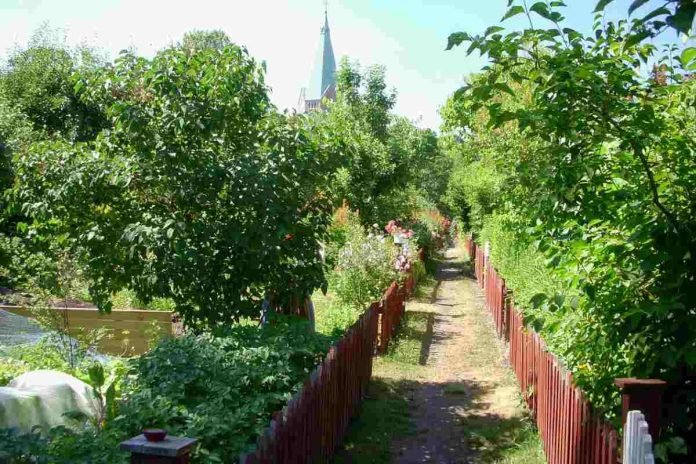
[614,378,667,439]
[120,434,197,463]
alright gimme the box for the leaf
[530,2,553,21]
[484,26,505,37]
[530,293,547,308]
[640,7,670,24]
[502,5,525,22]
[446,32,470,50]
[88,363,105,388]
[493,82,516,96]
[666,4,696,35]
[682,47,696,70]
[624,29,652,49]
[594,0,615,13]
[628,0,649,16]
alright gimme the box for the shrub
[12,44,343,328]
[445,1,696,456]
[331,221,398,310]
[0,427,126,463]
[116,320,332,461]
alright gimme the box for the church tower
[298,5,337,113]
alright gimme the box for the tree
[0,25,107,142]
[13,45,343,329]
[180,30,233,52]
[320,58,446,225]
[446,1,696,457]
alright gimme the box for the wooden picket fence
[466,237,619,464]
[623,411,655,464]
[240,270,417,463]
[378,271,414,354]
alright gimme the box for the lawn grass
[460,409,545,463]
[333,310,430,464]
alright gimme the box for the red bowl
[143,429,167,442]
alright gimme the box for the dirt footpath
[391,246,536,464]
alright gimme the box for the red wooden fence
[378,271,415,354]
[465,237,619,464]
[240,269,416,463]
[240,301,379,464]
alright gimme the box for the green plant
[116,320,332,461]
[0,25,107,142]
[86,362,120,430]
[444,0,696,458]
[0,426,127,463]
[331,221,397,309]
[12,44,344,329]
[0,357,29,386]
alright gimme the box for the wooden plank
[1,305,173,322]
[56,319,171,333]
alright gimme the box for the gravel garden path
[389,246,540,464]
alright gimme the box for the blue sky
[0,0,690,129]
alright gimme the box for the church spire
[307,1,337,101]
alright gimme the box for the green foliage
[444,0,696,456]
[12,45,343,328]
[312,289,363,337]
[0,26,107,142]
[0,26,104,293]
[409,209,450,257]
[1,321,330,463]
[331,219,398,310]
[317,59,448,226]
[443,161,502,233]
[0,338,124,387]
[179,30,233,52]
[0,427,127,464]
[117,321,332,461]
[0,357,29,386]
[0,96,38,288]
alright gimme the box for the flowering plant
[332,221,398,309]
[384,220,414,240]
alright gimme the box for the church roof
[307,10,337,101]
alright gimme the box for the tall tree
[180,30,233,52]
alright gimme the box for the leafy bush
[409,209,450,257]
[444,0,696,457]
[0,26,107,143]
[0,320,331,463]
[0,338,124,387]
[314,59,449,227]
[116,321,331,461]
[331,220,398,310]
[0,357,29,386]
[12,44,343,328]
[0,427,127,464]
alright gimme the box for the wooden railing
[240,302,380,464]
[378,270,414,354]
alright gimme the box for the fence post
[614,378,667,440]
[120,432,197,463]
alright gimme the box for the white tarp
[0,370,98,433]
